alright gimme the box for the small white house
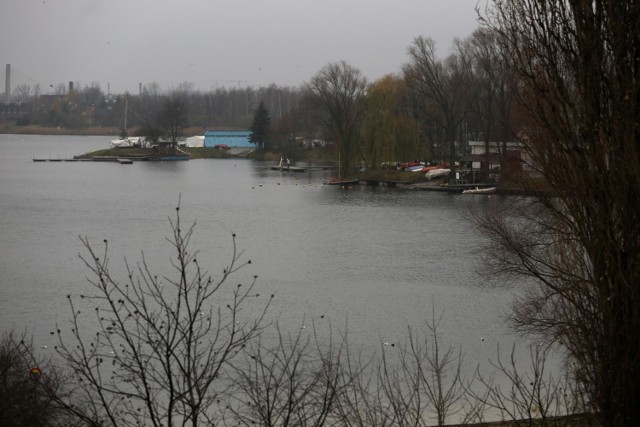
[181,136,204,147]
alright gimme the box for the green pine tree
[249,101,272,150]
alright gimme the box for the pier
[269,165,307,172]
[32,157,90,162]
[32,155,187,163]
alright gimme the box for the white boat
[110,136,142,148]
[406,164,425,172]
[462,186,497,194]
[180,136,205,147]
[425,168,450,180]
[109,99,143,148]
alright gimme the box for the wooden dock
[32,158,88,162]
[305,165,337,171]
[359,179,409,187]
[33,155,148,163]
[270,165,306,172]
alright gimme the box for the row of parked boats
[400,162,452,180]
[396,161,497,194]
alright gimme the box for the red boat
[418,163,449,173]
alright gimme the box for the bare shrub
[47,203,271,426]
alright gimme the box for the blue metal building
[204,130,254,148]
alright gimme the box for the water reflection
[0,134,523,374]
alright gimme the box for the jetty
[33,154,188,163]
[32,157,89,162]
[270,165,306,172]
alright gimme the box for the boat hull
[462,187,496,194]
[324,179,359,186]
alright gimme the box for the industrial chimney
[4,64,10,104]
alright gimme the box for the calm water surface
[0,134,523,370]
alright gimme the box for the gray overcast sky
[1,0,482,94]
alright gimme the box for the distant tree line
[5,26,524,177]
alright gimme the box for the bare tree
[13,84,32,104]
[477,1,640,424]
[465,28,518,179]
[47,203,271,426]
[403,37,476,181]
[410,309,468,427]
[331,343,394,427]
[472,343,590,427]
[227,321,346,426]
[160,95,187,147]
[378,305,471,427]
[304,61,368,177]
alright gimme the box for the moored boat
[462,186,497,194]
[324,178,359,186]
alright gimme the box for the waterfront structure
[204,130,254,148]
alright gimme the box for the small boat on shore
[110,136,143,148]
[418,163,449,173]
[462,186,497,194]
[425,168,450,180]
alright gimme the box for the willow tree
[361,75,420,168]
[479,2,640,425]
[304,61,368,177]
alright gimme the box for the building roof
[204,130,254,148]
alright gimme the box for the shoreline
[11,129,544,195]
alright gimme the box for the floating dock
[33,155,188,163]
[32,158,88,162]
[270,165,306,172]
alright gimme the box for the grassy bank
[76,146,233,160]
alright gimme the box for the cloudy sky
[1,0,483,94]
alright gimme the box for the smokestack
[5,64,10,104]
[69,81,74,92]
[139,82,142,95]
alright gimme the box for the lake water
[0,134,523,373]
